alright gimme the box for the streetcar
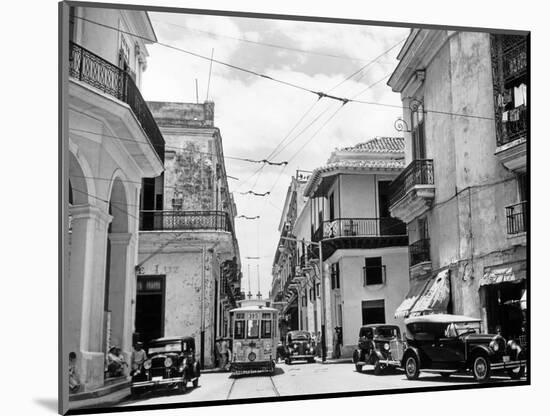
[229,305,278,375]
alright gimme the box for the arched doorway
[104,177,132,378]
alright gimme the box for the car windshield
[148,342,182,354]
[453,322,481,336]
[289,332,310,341]
[374,326,400,338]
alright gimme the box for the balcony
[495,104,527,172]
[139,210,233,233]
[312,217,408,259]
[389,159,435,224]
[409,238,432,278]
[69,42,165,162]
[506,201,527,235]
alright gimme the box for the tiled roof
[303,158,405,196]
[338,136,404,153]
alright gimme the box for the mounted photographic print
[59,1,530,414]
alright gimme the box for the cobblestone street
[119,361,521,407]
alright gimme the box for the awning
[409,269,450,315]
[394,277,431,318]
[480,261,526,287]
[520,290,527,310]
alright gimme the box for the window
[411,103,426,160]
[331,262,340,289]
[364,257,384,285]
[261,319,272,338]
[246,319,259,338]
[302,295,307,307]
[362,300,385,325]
[316,283,321,298]
[309,288,314,302]
[234,320,245,339]
[517,172,527,202]
[329,193,335,221]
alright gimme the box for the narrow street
[119,361,520,406]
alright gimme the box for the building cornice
[388,30,454,94]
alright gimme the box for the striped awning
[480,262,526,287]
[409,269,450,315]
[394,277,431,318]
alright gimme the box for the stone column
[322,263,334,358]
[107,232,136,374]
[66,203,111,391]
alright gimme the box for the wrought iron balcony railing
[389,159,434,207]
[497,104,528,147]
[503,38,527,84]
[139,210,233,233]
[506,201,527,235]
[312,217,406,242]
[409,238,431,267]
[69,42,165,162]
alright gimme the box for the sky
[140,12,410,298]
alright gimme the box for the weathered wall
[401,31,526,325]
[335,247,409,356]
[136,245,223,368]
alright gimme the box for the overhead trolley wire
[73,16,496,121]
[152,18,400,64]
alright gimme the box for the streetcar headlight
[143,360,152,369]
[248,352,257,361]
[384,343,390,351]
[489,340,499,352]
[164,357,173,367]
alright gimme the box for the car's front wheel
[373,358,383,375]
[404,354,420,380]
[472,355,491,382]
[355,363,363,372]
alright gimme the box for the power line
[72,16,496,121]
[152,18,400,64]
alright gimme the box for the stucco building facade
[65,6,164,406]
[137,101,241,369]
[389,30,528,341]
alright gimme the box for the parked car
[284,330,316,364]
[401,314,526,382]
[352,324,405,374]
[131,336,201,396]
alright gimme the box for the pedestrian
[332,327,341,359]
[69,352,81,393]
[215,338,222,369]
[107,346,127,377]
[219,338,228,371]
[225,338,232,371]
[131,342,147,375]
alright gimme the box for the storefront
[480,261,526,342]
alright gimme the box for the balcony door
[411,103,426,160]
[135,275,165,344]
[378,181,392,234]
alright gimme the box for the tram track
[226,373,280,399]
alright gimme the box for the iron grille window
[363,257,384,285]
[411,103,426,159]
[331,262,340,289]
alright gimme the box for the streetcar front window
[235,320,245,339]
[261,319,272,338]
[247,319,260,338]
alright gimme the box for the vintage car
[131,336,201,396]
[401,314,527,382]
[352,324,405,374]
[284,330,316,364]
